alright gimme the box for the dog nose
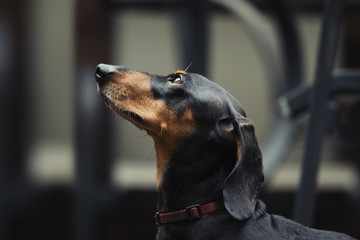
[96,64,117,88]
[96,63,117,80]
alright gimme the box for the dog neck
[155,134,236,213]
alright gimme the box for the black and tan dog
[95,64,356,240]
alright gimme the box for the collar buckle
[185,204,203,220]
[155,212,161,225]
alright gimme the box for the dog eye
[170,75,182,84]
[172,77,182,84]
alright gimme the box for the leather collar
[154,200,225,225]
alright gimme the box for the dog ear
[222,118,264,221]
[213,117,236,143]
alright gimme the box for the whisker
[184,62,193,72]
[144,142,155,158]
[158,125,165,137]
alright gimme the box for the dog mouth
[99,91,145,125]
[116,108,145,125]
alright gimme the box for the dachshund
[95,64,356,240]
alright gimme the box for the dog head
[96,64,264,221]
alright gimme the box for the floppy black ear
[223,118,264,221]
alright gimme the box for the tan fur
[174,70,188,75]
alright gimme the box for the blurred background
[1,0,360,239]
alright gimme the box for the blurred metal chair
[277,0,360,226]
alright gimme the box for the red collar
[154,200,225,225]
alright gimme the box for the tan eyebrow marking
[174,70,188,75]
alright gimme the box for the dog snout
[96,63,117,80]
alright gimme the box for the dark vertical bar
[172,0,210,76]
[293,0,345,226]
[0,0,30,239]
[269,0,302,92]
[0,0,29,182]
[343,11,360,68]
[75,0,114,239]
